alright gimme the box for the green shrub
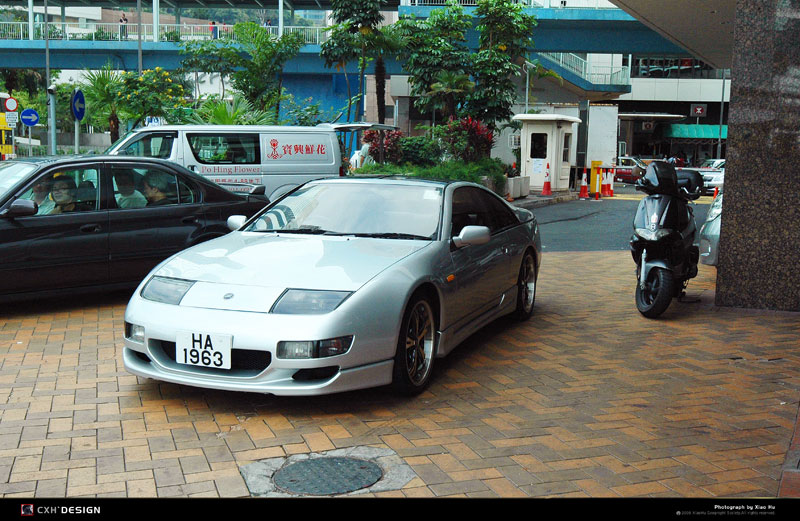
[397,136,443,167]
[353,157,506,195]
[363,129,404,164]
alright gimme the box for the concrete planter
[520,176,530,197]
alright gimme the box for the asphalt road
[532,184,711,252]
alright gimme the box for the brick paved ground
[0,251,798,498]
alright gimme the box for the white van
[106,124,345,200]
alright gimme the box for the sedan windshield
[245,182,443,239]
[0,162,38,201]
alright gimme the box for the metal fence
[0,22,328,44]
[400,0,619,7]
[538,52,630,85]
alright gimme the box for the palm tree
[426,71,474,120]
[366,24,403,124]
[188,94,277,125]
[81,64,124,142]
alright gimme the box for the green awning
[663,124,727,140]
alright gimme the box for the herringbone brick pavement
[0,251,798,498]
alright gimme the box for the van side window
[119,133,176,159]
[187,134,260,164]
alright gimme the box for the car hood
[153,232,430,312]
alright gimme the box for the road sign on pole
[4,96,18,112]
[71,90,86,122]
[20,108,39,127]
[5,112,18,125]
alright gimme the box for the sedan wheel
[513,251,537,320]
[392,294,436,395]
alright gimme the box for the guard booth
[512,114,581,192]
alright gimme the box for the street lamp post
[45,0,56,155]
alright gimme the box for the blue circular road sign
[20,108,39,127]
[71,90,86,121]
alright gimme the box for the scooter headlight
[635,228,673,241]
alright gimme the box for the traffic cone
[713,186,719,198]
[578,168,590,199]
[608,169,615,197]
[601,169,611,197]
[541,163,552,196]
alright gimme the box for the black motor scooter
[630,161,704,318]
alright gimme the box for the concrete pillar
[278,0,284,36]
[28,0,33,40]
[60,4,65,37]
[175,7,181,26]
[715,0,800,311]
[153,0,159,42]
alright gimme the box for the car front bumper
[123,297,397,396]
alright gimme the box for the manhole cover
[273,457,383,496]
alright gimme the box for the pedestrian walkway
[0,251,798,498]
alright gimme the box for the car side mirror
[1,199,37,218]
[452,225,490,248]
[227,215,247,231]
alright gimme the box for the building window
[530,133,547,159]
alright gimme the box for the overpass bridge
[0,2,685,72]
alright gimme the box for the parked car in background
[699,190,723,266]
[614,156,647,183]
[0,156,267,302]
[700,158,726,169]
[677,165,724,195]
[123,177,542,396]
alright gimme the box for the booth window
[530,133,547,159]
[562,133,572,162]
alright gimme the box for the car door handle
[181,216,197,224]
[80,224,102,233]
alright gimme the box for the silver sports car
[123,177,542,395]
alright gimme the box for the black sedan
[0,156,267,302]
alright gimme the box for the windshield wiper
[261,227,330,235]
[348,232,432,241]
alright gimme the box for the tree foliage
[466,0,538,130]
[115,67,188,127]
[229,22,304,116]
[395,1,472,115]
[81,64,124,142]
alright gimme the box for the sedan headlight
[141,276,195,305]
[634,228,673,241]
[271,289,352,315]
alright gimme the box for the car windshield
[245,182,443,240]
[104,131,136,154]
[0,162,38,201]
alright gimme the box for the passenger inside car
[143,171,176,206]
[114,170,148,209]
[26,177,55,215]
[50,177,92,214]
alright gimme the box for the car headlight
[277,336,354,359]
[271,289,352,314]
[141,276,195,305]
[634,228,673,241]
[707,194,723,221]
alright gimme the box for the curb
[511,191,578,210]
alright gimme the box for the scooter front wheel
[635,267,674,318]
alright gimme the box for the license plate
[176,331,232,370]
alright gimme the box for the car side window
[475,190,519,232]
[111,167,148,209]
[18,168,100,215]
[451,187,492,237]
[119,133,175,159]
[129,167,180,207]
[177,177,202,204]
[187,133,260,164]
